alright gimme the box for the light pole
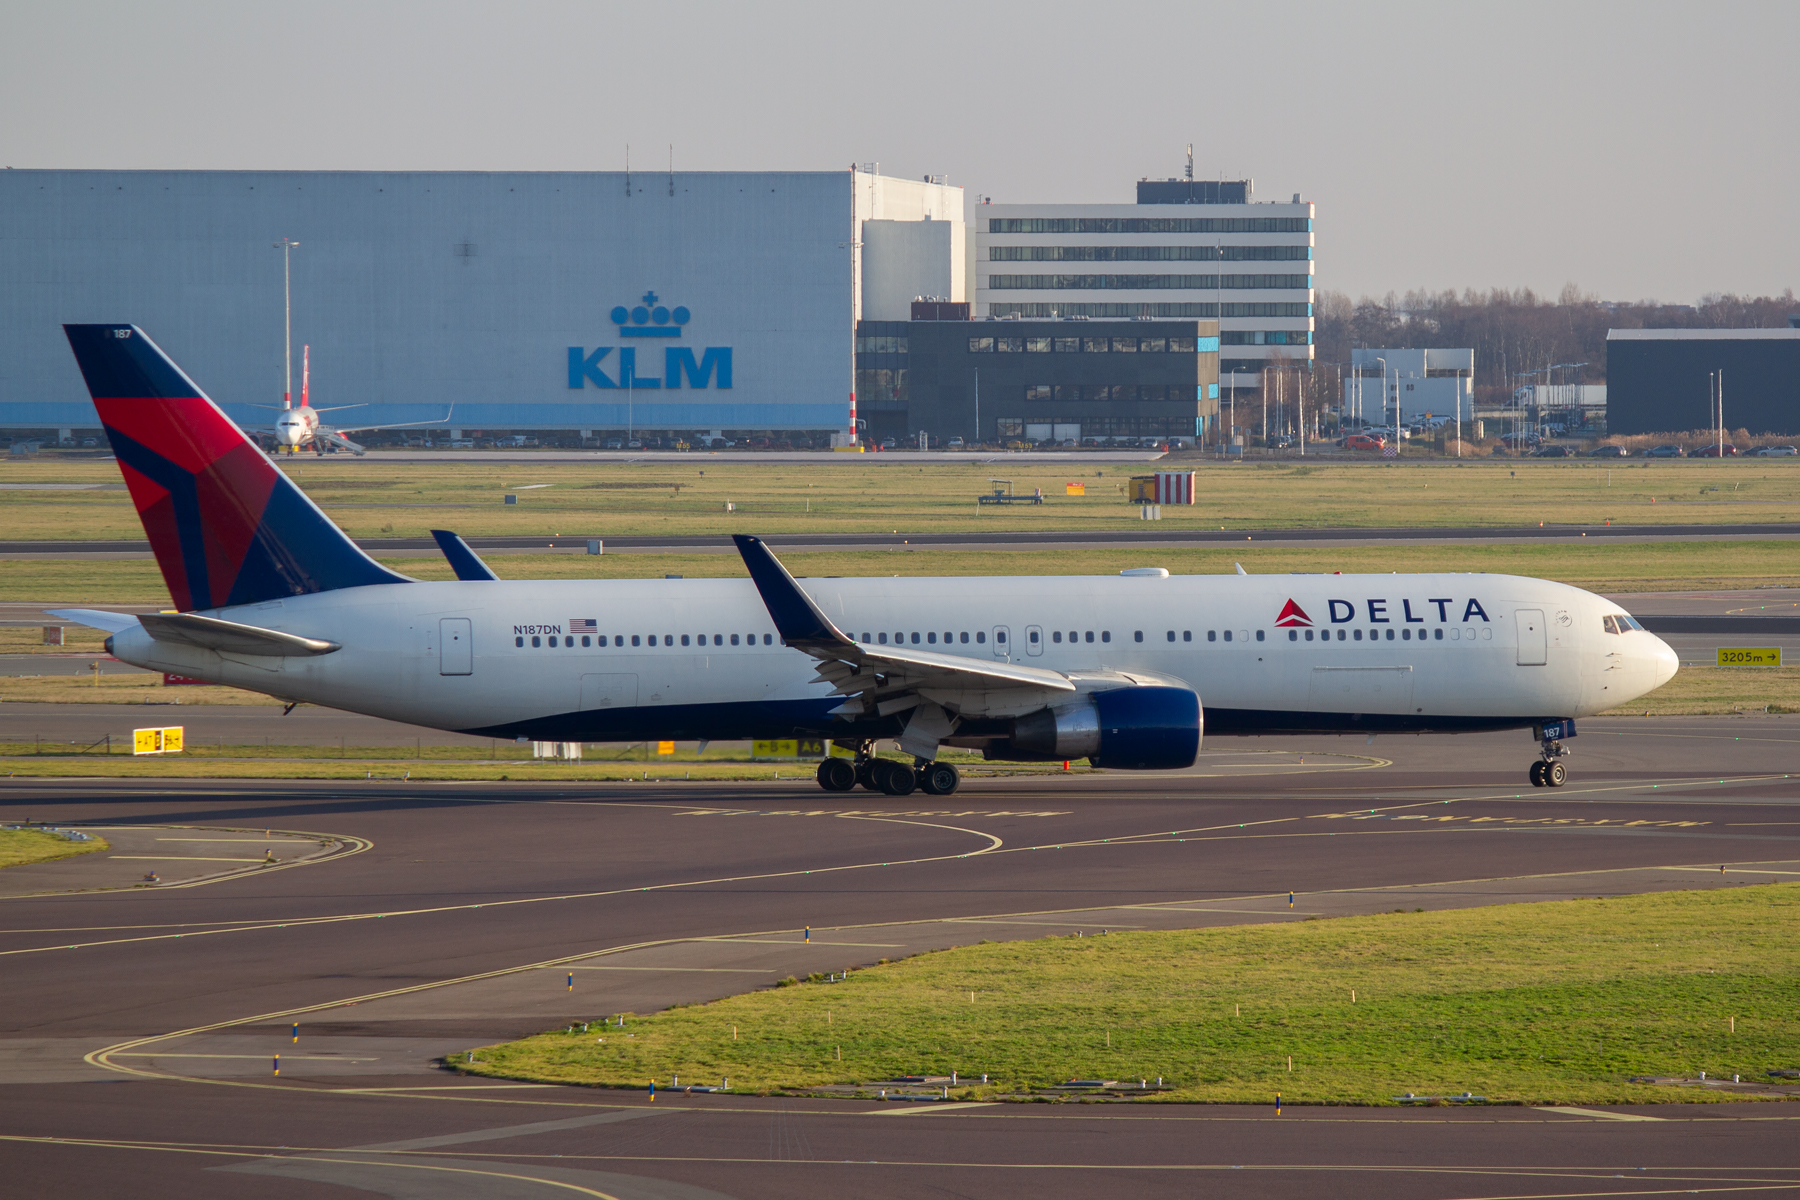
[273,238,301,408]
[1373,355,1388,443]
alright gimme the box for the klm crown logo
[569,290,730,391]
[612,291,690,338]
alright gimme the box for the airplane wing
[430,529,500,581]
[733,534,1074,756]
[47,608,140,634]
[330,405,454,435]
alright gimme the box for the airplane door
[992,626,1011,659]
[1516,609,1547,666]
[1025,624,1044,656]
[439,618,472,675]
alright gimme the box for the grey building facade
[856,318,1220,444]
[1606,328,1800,435]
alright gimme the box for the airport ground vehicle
[54,324,1678,794]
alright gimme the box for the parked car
[1588,445,1629,458]
[1751,444,1798,456]
[1532,445,1572,457]
[1267,434,1294,450]
[1692,444,1738,457]
[880,438,897,450]
[1342,433,1386,452]
[1645,444,1687,458]
[603,438,623,449]
[946,437,965,448]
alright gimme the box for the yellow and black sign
[1718,647,1782,666]
[132,726,184,755]
[752,739,827,760]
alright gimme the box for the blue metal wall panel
[0,171,854,430]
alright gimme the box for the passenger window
[1433,628,1443,640]
[1254,630,1263,642]
[1402,629,1410,641]
[631,635,641,647]
[912,632,921,644]
[1385,629,1395,641]
[1289,629,1298,641]
[515,636,524,647]
[1101,631,1110,643]
[894,632,903,644]
[1183,630,1192,642]
[582,635,591,647]
[961,632,970,643]
[943,632,952,643]
[997,630,1007,644]
[1053,631,1062,643]
[681,635,690,647]
[1134,631,1143,642]
[731,634,740,645]
[531,636,541,647]
[1208,630,1216,642]
[1223,630,1232,642]
[976,632,986,643]
[930,632,939,644]
[764,634,773,645]
[1027,631,1037,644]
[1353,630,1362,641]
[878,633,888,644]
[1085,631,1095,643]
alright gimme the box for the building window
[989,244,1311,263]
[969,337,995,353]
[1111,338,1138,353]
[996,337,1023,353]
[1139,337,1167,352]
[1082,337,1109,353]
[1053,337,1081,353]
[988,302,1313,320]
[986,273,1312,291]
[989,217,1312,234]
[1025,384,1052,403]
[996,418,1023,438]
[1025,336,1052,352]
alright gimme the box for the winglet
[430,530,500,581]
[732,535,850,646]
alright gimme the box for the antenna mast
[1185,144,1193,181]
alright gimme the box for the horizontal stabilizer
[430,530,500,581]
[136,612,341,657]
[46,608,141,634]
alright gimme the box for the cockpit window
[1605,614,1645,634]
[1602,615,1620,635]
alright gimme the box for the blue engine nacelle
[991,686,1202,770]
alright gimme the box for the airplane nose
[1650,635,1679,686]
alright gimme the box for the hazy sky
[4,1,1794,305]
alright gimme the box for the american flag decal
[570,618,598,633]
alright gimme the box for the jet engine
[986,686,1201,770]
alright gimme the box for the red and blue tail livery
[63,325,409,611]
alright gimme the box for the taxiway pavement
[1,717,1798,1196]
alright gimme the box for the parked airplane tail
[62,324,410,611]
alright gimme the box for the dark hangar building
[1606,325,1800,435]
[857,304,1221,444]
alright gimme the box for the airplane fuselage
[105,571,1677,744]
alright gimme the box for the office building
[1606,325,1800,435]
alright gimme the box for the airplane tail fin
[63,324,410,612]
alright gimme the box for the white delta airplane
[56,324,1677,797]
[263,344,450,455]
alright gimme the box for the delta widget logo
[612,291,689,338]
[1275,599,1312,627]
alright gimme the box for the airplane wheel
[1545,760,1567,787]
[817,758,856,792]
[917,762,960,796]
[878,761,917,797]
[857,761,883,792]
[1529,761,1546,787]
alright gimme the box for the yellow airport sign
[656,740,676,755]
[753,738,828,760]
[1717,647,1782,666]
[132,726,184,755]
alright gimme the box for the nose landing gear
[1529,724,1571,787]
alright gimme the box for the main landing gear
[814,743,960,796]
[1529,732,1569,788]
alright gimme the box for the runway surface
[4,520,1799,559]
[2,718,1798,1197]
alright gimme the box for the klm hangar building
[0,168,965,442]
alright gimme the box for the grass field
[3,456,1799,541]
[7,541,1800,609]
[0,827,109,869]
[463,884,1800,1105]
